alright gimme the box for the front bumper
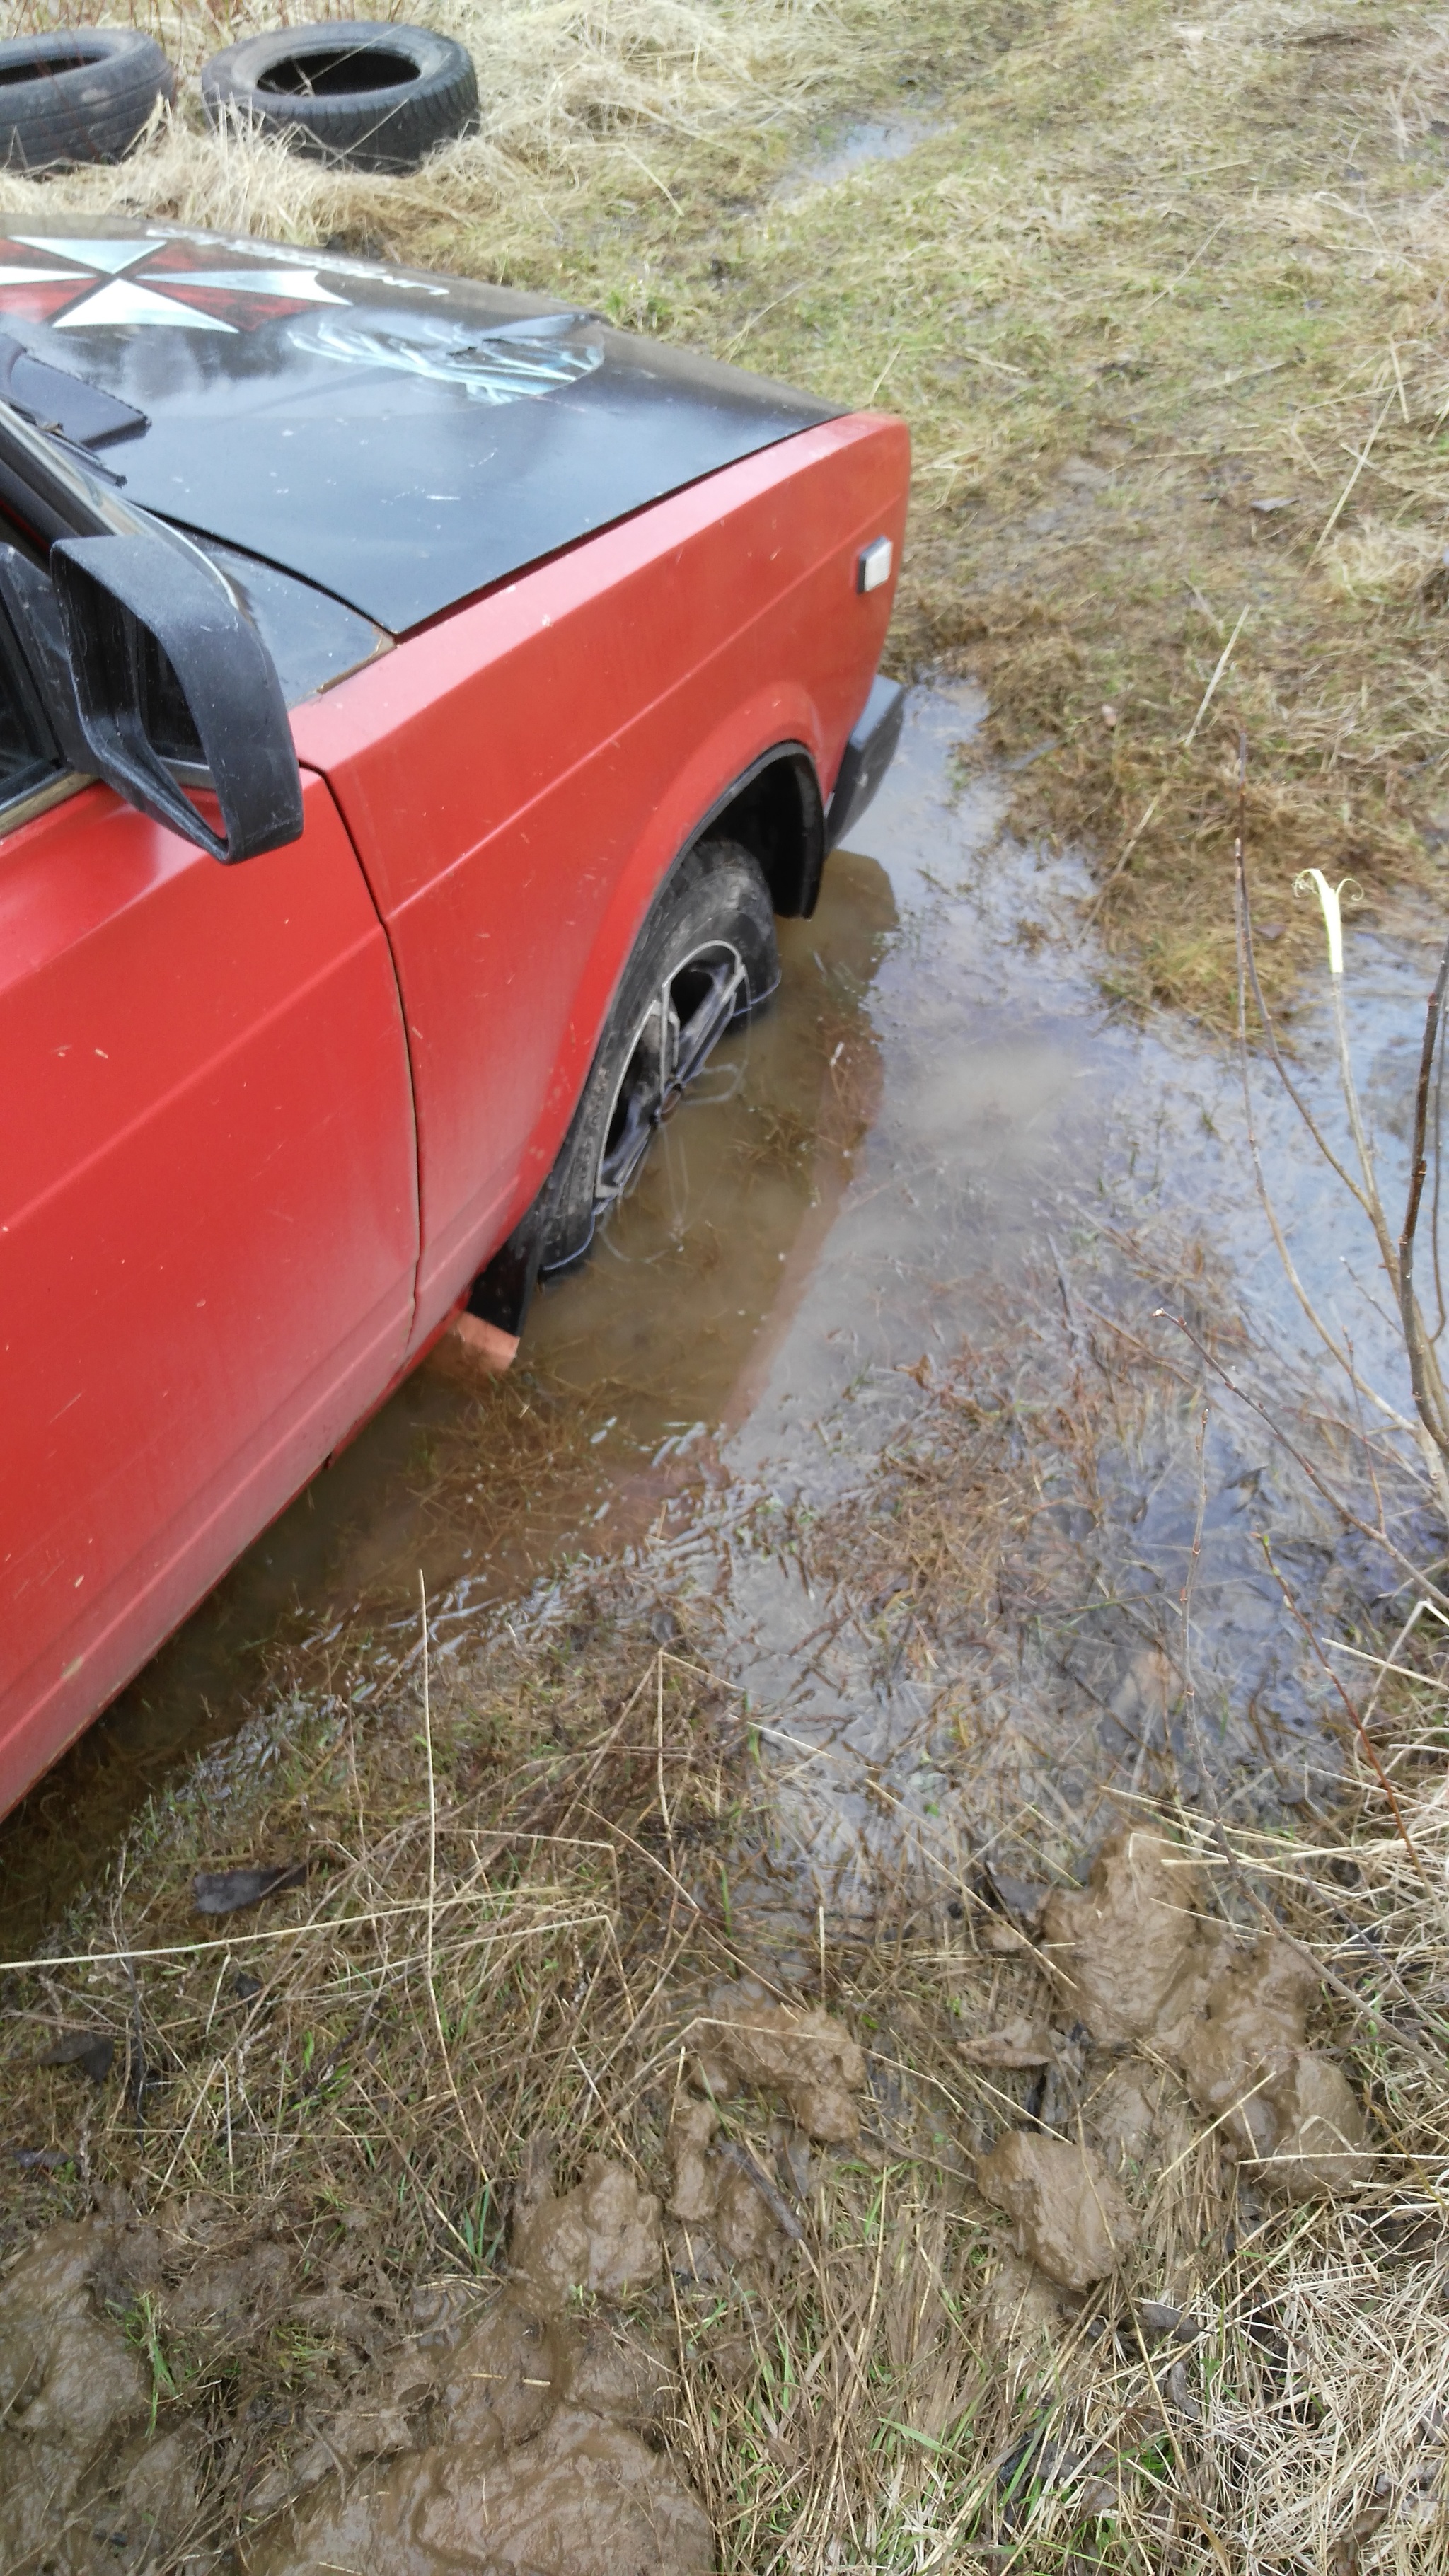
[824,673,904,850]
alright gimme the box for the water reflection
[1,680,1438,1941]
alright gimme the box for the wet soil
[0,2193,715,2576]
[1,681,1436,1948]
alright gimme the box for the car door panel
[0,769,418,1813]
[291,413,908,1340]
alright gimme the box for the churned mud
[0,2187,713,2576]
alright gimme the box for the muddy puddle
[1,682,1438,1944]
[770,108,946,204]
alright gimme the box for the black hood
[0,221,839,633]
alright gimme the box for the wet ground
[770,108,945,204]
[1,683,1438,1946]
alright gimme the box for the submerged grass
[10,0,1449,1015]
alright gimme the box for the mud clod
[437,2299,564,2447]
[977,2131,1137,2292]
[981,2249,1067,2353]
[253,2406,715,2576]
[667,2097,720,2223]
[688,1982,865,2142]
[0,2219,189,2575]
[512,2155,663,2306]
[1087,2064,1167,2176]
[712,2160,785,2265]
[960,2016,1053,2067]
[1172,1934,1317,2154]
[558,2320,671,2424]
[1041,1829,1203,2044]
[1245,2050,1371,2202]
[1167,1934,1368,2193]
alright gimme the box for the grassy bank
[11,0,1449,1020]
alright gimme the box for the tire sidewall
[200,21,477,169]
[541,839,778,1271]
[0,30,175,170]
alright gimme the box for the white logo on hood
[304,313,604,405]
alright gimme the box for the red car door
[0,680,419,1813]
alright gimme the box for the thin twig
[1399,926,1449,1457]
[1179,1402,1213,1799]
[1182,603,1249,747]
[1158,1307,1449,1615]
[1308,390,1395,562]
[1078,790,1163,935]
[1234,771,1419,1437]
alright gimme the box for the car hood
[0,221,841,633]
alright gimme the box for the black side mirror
[0,526,303,863]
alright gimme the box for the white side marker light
[857,537,893,594]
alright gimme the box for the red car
[0,221,908,1821]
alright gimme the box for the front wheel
[540,837,778,1272]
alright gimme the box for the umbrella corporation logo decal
[0,236,603,405]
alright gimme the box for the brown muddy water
[1,682,1438,1947]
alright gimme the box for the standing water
[0,684,1437,1941]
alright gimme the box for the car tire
[539,837,780,1273]
[200,21,478,173]
[0,29,175,171]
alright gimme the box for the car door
[0,623,420,1815]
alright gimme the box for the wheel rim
[594,940,747,1215]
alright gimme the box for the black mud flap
[824,674,905,850]
[467,1178,558,1339]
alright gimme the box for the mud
[251,2288,709,2576]
[1038,1827,1372,2206]
[511,2155,664,2307]
[976,2132,1136,2293]
[1041,1829,1204,2044]
[0,2215,199,2576]
[667,2098,720,2226]
[1170,1939,1371,2201]
[0,2197,712,2576]
[959,2016,1053,2069]
[684,1982,865,2142]
[253,2408,715,2576]
[982,2249,1068,2354]
[1087,2064,1172,2181]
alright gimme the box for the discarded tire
[0,28,175,172]
[200,21,478,173]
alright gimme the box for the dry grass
[0,0,878,268]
